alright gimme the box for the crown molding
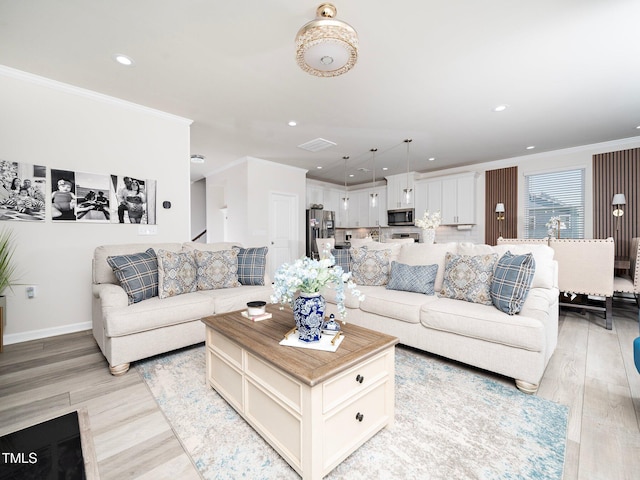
[0,65,193,126]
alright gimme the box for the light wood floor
[1,302,639,479]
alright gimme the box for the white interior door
[269,192,298,280]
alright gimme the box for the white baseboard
[3,322,92,345]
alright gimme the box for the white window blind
[524,169,585,239]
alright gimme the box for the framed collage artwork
[0,159,157,225]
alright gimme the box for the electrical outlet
[26,286,36,299]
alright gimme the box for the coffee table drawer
[207,329,242,369]
[323,352,390,413]
[323,381,389,466]
[207,349,243,411]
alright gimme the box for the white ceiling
[1,0,639,186]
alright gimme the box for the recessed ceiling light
[316,166,322,169]
[288,121,297,127]
[114,54,134,66]
[492,104,508,112]
[636,125,640,129]
[349,174,354,177]
[428,157,435,162]
[526,145,536,150]
[190,154,205,163]
[382,167,388,171]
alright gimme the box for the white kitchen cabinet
[323,188,342,214]
[440,173,476,225]
[414,179,442,220]
[386,173,415,210]
[306,184,324,208]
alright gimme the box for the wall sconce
[612,193,626,217]
[612,193,626,231]
[495,203,505,237]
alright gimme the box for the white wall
[205,157,307,269]
[0,67,192,344]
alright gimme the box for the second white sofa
[324,241,559,394]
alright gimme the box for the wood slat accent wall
[485,166,518,245]
[593,148,640,259]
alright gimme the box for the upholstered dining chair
[613,237,640,307]
[496,237,550,246]
[315,237,335,260]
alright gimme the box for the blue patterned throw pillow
[156,249,197,299]
[236,246,268,285]
[386,261,438,295]
[331,248,351,273]
[107,248,158,305]
[194,247,240,290]
[440,252,498,305]
[490,251,536,315]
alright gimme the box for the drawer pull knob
[355,374,364,384]
[355,412,364,422]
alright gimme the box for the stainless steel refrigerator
[306,209,335,258]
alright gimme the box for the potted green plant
[0,228,18,352]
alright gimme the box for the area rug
[137,345,568,480]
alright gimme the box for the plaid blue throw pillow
[331,248,351,273]
[236,246,268,285]
[107,248,158,304]
[386,261,438,295]
[490,251,536,315]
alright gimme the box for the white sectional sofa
[324,241,559,394]
[92,241,272,375]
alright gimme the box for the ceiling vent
[297,137,337,152]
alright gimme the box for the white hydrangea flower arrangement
[270,252,363,320]
[545,216,566,238]
[415,210,441,230]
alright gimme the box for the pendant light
[403,138,413,205]
[370,148,378,207]
[342,156,349,210]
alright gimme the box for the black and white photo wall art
[0,161,158,224]
[0,160,46,222]
[48,169,157,224]
[110,175,157,225]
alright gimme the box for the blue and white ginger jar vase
[293,292,325,342]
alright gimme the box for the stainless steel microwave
[387,208,415,226]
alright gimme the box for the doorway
[269,192,299,279]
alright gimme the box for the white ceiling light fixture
[342,156,349,210]
[190,154,205,164]
[288,121,297,127]
[526,145,536,150]
[492,104,508,112]
[369,148,378,207]
[403,138,413,205]
[114,54,134,66]
[295,3,358,78]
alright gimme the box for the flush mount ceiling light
[295,3,358,77]
[492,104,508,112]
[190,154,205,164]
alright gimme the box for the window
[524,168,585,239]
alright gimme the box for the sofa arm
[93,284,129,309]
